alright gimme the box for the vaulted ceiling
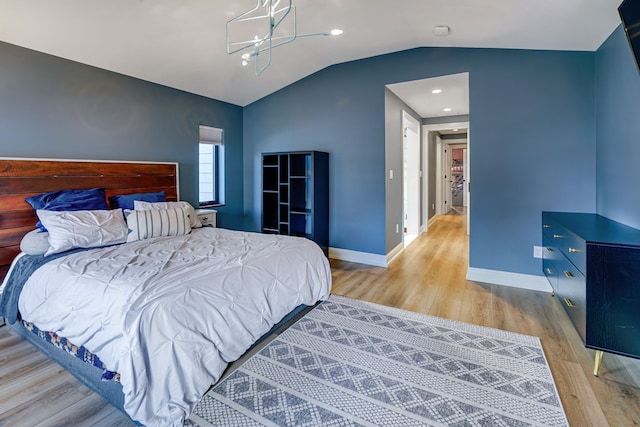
[0,0,622,107]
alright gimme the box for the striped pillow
[133,200,202,228]
[124,207,190,242]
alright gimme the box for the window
[199,125,224,207]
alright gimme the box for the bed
[0,158,331,426]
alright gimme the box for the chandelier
[226,0,342,75]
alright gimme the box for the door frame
[421,128,429,233]
[402,111,421,247]
[423,121,470,232]
[447,141,468,209]
[462,148,468,208]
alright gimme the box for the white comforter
[17,227,331,426]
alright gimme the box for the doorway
[402,111,421,247]
[449,143,468,212]
[425,122,470,234]
[385,72,470,257]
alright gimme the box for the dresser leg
[593,350,604,377]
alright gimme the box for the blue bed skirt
[10,319,127,411]
[7,302,312,423]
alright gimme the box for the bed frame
[0,157,179,417]
[0,158,179,282]
[0,157,311,422]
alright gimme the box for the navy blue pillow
[109,191,166,210]
[25,187,109,231]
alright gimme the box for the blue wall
[243,63,389,254]
[0,41,245,229]
[244,47,596,275]
[596,25,640,229]
[1,38,606,278]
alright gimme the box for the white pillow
[124,207,191,243]
[20,229,51,255]
[134,200,202,228]
[36,209,128,256]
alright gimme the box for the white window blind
[199,126,223,145]
[199,125,224,206]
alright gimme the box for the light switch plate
[533,246,543,259]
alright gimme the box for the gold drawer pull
[568,247,581,253]
[564,297,576,307]
[564,270,574,278]
[553,234,564,239]
[546,268,554,275]
[546,247,554,252]
[543,224,551,228]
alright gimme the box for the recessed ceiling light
[443,107,452,112]
[432,89,442,94]
[453,129,459,132]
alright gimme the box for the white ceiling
[0,0,622,107]
[387,73,470,119]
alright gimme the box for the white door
[403,112,420,246]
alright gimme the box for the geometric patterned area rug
[186,295,569,426]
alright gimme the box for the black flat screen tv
[619,0,640,72]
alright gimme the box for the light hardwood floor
[332,212,640,427]
[1,212,639,426]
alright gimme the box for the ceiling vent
[433,26,450,36]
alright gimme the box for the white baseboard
[328,250,555,291]
[466,267,552,293]
[329,247,387,267]
[386,243,404,265]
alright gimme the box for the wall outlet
[431,203,435,210]
[396,224,399,233]
[389,169,394,180]
[533,246,543,259]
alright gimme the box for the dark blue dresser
[542,212,640,376]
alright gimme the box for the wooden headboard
[0,158,179,281]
